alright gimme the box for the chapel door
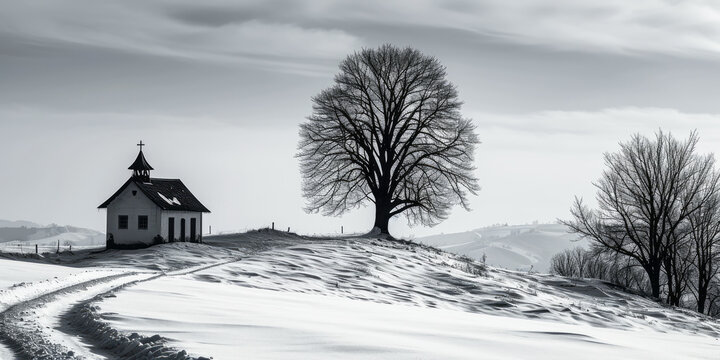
[168,217,175,242]
[180,218,186,242]
[190,218,197,242]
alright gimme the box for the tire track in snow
[0,272,143,359]
[58,257,243,360]
[0,257,242,360]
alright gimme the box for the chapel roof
[98,178,210,213]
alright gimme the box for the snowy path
[0,256,242,360]
[59,257,243,359]
[0,271,144,359]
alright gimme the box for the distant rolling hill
[417,223,588,273]
[0,220,41,228]
[0,220,105,251]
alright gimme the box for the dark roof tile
[98,178,210,213]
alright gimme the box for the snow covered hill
[0,220,105,253]
[417,223,588,273]
[0,230,717,359]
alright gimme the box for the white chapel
[98,142,210,248]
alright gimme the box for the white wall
[160,211,203,242]
[106,182,162,245]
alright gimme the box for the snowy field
[0,258,93,290]
[0,230,717,359]
[99,234,718,359]
[100,273,718,360]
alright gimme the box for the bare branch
[297,45,479,233]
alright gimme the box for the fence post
[287,227,290,232]
[341,226,344,234]
[272,222,275,230]
[56,240,60,254]
[35,244,38,254]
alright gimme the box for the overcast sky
[3,1,720,238]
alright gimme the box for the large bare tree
[687,186,720,313]
[298,45,479,235]
[563,131,717,299]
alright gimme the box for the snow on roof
[157,192,182,206]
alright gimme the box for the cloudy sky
[3,0,720,237]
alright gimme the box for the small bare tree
[562,131,716,299]
[549,248,580,277]
[583,247,610,279]
[550,247,605,279]
[298,45,479,235]
[549,247,649,293]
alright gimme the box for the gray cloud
[7,1,720,64]
[157,0,720,57]
[3,1,720,236]
[164,2,288,28]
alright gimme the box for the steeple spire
[129,141,153,181]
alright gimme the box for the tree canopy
[297,44,479,234]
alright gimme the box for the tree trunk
[697,267,708,314]
[373,200,391,234]
[663,257,674,305]
[698,286,707,314]
[648,266,661,299]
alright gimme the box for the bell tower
[128,140,153,182]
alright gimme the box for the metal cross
[137,140,145,151]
